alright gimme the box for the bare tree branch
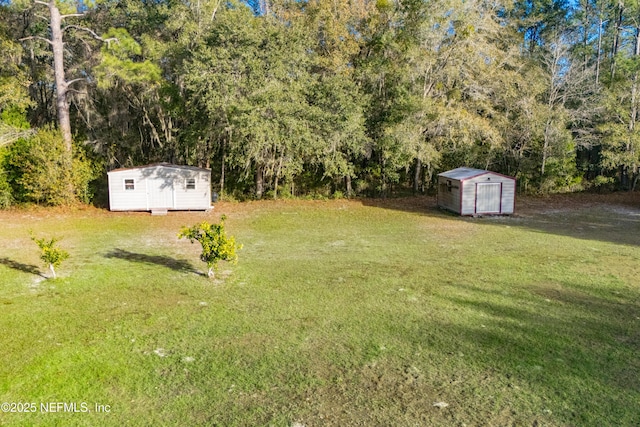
[0,124,36,147]
[211,0,222,21]
[66,77,86,87]
[19,35,53,45]
[63,24,117,46]
[60,13,85,19]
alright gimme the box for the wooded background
[1,0,639,205]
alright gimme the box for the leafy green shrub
[178,216,241,278]
[4,128,98,205]
[332,190,345,199]
[589,175,616,192]
[1,106,30,129]
[31,234,70,279]
[0,171,12,208]
[72,144,103,204]
[0,148,12,209]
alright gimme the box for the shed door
[475,182,502,214]
[148,178,174,209]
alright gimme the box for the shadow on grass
[0,257,45,277]
[104,249,204,276]
[359,194,640,247]
[358,195,442,217]
[393,282,640,425]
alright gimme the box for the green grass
[0,198,639,426]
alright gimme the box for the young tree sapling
[178,215,241,278]
[31,234,69,279]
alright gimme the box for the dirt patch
[28,275,46,291]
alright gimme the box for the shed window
[124,179,135,190]
[186,178,196,190]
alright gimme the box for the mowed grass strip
[0,199,638,426]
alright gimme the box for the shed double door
[475,182,502,214]
[148,178,175,209]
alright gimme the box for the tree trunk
[380,155,387,197]
[610,2,624,82]
[620,166,628,189]
[629,26,640,135]
[541,119,552,177]
[255,163,264,199]
[48,0,72,151]
[627,25,640,191]
[204,138,210,169]
[413,158,422,194]
[582,0,590,71]
[43,0,76,203]
[596,14,603,86]
[344,175,352,197]
[273,152,284,200]
[49,264,56,279]
[425,164,433,190]
[220,139,226,196]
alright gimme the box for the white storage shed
[437,167,516,216]
[107,163,211,212]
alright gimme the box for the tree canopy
[1,0,639,205]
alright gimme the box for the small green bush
[31,234,70,279]
[589,175,616,192]
[4,128,99,205]
[0,171,12,208]
[178,215,242,278]
[0,148,12,209]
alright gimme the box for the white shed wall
[462,173,515,215]
[437,176,462,214]
[460,180,478,215]
[174,173,211,209]
[438,169,515,215]
[108,165,211,211]
[108,169,150,211]
[499,179,516,214]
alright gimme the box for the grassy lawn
[0,195,639,426]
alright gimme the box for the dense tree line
[0,0,639,205]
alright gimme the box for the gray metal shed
[107,163,211,213]
[437,167,516,216]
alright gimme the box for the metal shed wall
[108,164,211,211]
[461,173,515,215]
[437,168,515,215]
[437,175,463,214]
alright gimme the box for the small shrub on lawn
[31,234,69,279]
[178,215,241,278]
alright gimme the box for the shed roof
[108,162,210,174]
[438,167,515,181]
[438,167,488,180]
